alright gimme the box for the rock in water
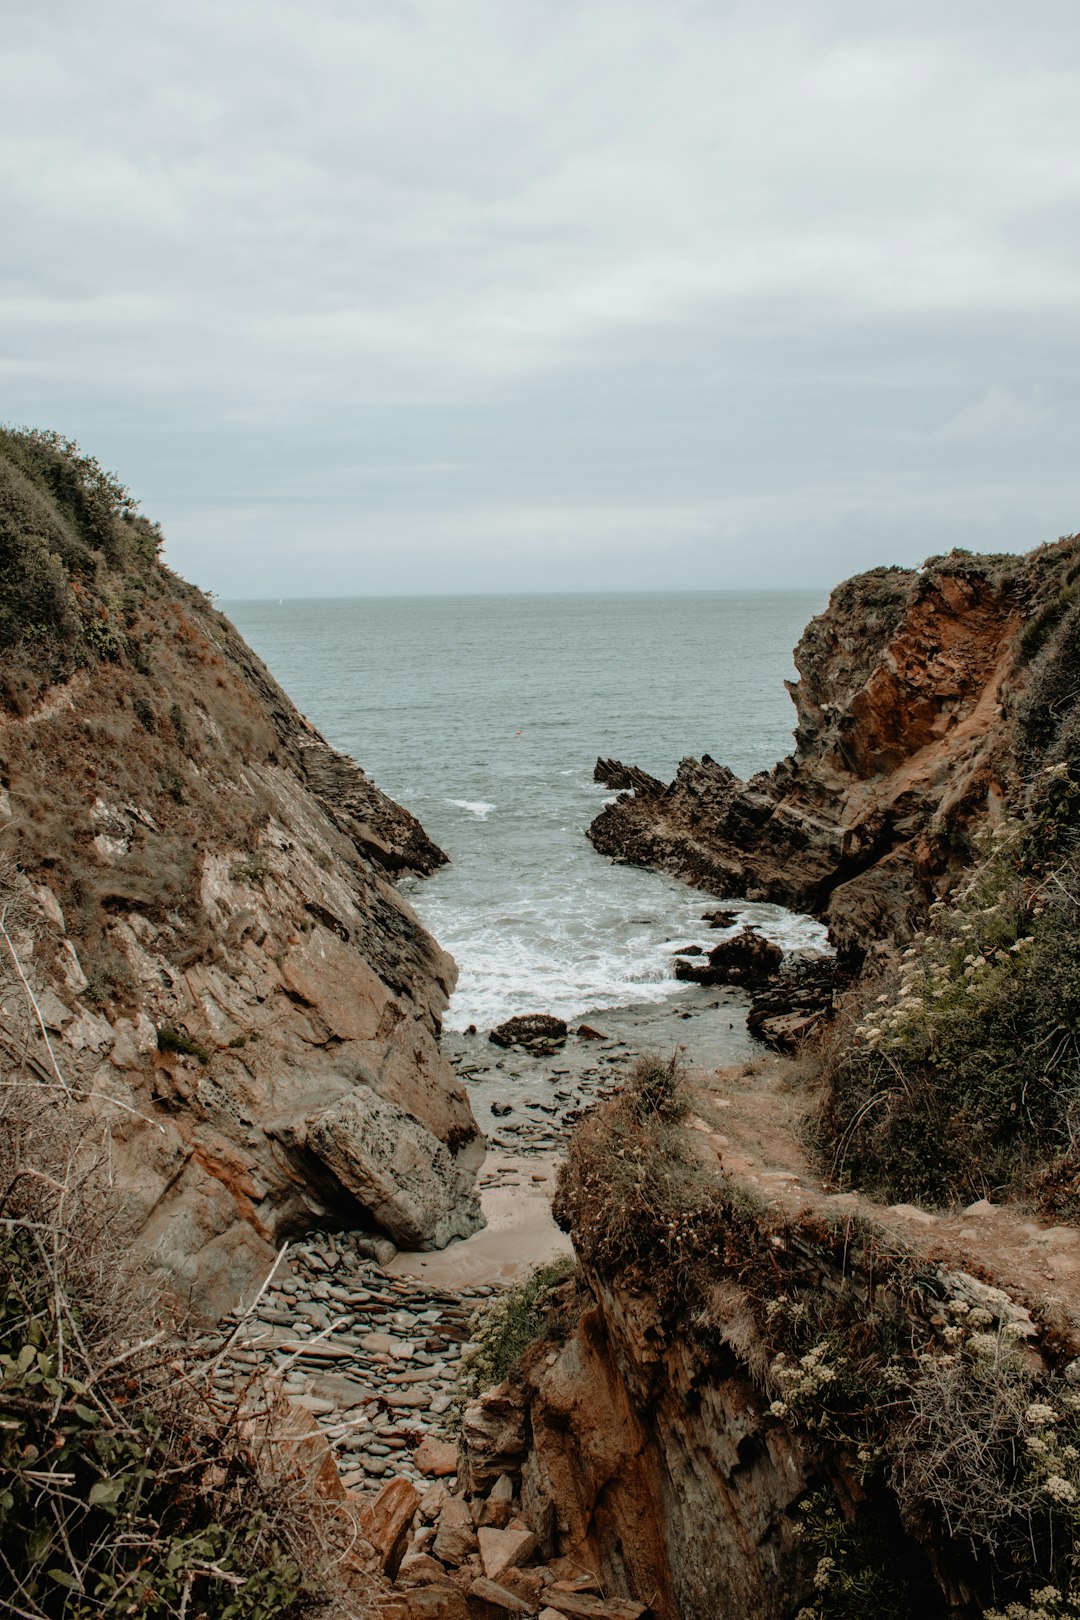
[489,1014,569,1050]
[589,546,1080,962]
[673,927,782,988]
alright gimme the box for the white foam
[447,800,496,820]
[415,860,829,1032]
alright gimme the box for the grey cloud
[1,0,1079,594]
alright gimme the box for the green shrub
[794,1488,936,1620]
[0,1093,315,1619]
[157,1024,211,1063]
[231,854,272,886]
[453,1256,577,1419]
[0,427,162,687]
[819,790,1080,1208]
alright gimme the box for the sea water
[225,591,828,1031]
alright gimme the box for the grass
[817,778,1080,1209]
[452,1255,578,1423]
[0,1082,336,1619]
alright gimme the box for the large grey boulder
[304,1088,484,1250]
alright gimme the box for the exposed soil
[691,1051,1080,1352]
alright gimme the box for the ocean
[224,591,828,1032]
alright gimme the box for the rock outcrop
[589,542,1080,961]
[0,430,482,1316]
[487,1058,1080,1619]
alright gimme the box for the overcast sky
[3,1,1079,597]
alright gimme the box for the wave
[447,799,496,820]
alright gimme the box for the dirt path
[690,1053,1080,1351]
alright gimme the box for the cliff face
[0,430,482,1318]
[466,1057,1080,1620]
[589,542,1080,961]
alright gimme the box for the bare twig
[0,914,70,1094]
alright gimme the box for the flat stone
[360,1332,405,1354]
[414,1437,459,1477]
[888,1203,939,1225]
[541,1594,646,1619]
[468,1577,535,1614]
[477,1526,538,1582]
[290,1394,336,1415]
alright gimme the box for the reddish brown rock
[432,1497,479,1566]
[378,1586,470,1620]
[357,1476,422,1577]
[588,547,1077,963]
[414,1436,460,1477]
[467,1576,537,1614]
[477,1526,539,1582]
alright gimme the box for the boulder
[415,1436,460,1477]
[356,1476,421,1577]
[489,1015,569,1050]
[478,1526,539,1582]
[673,927,782,989]
[432,1497,478,1566]
[301,1087,483,1250]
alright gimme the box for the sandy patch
[386,1152,572,1288]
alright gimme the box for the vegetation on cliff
[553,1056,1080,1616]
[820,582,1080,1212]
[0,1083,333,1619]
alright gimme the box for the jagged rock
[576,1025,607,1041]
[593,759,664,794]
[0,433,484,1317]
[746,954,843,1051]
[589,548,1080,961]
[300,1088,484,1251]
[478,1526,539,1581]
[673,927,782,988]
[460,1384,528,1493]
[468,1576,537,1613]
[489,1016,569,1050]
[432,1497,479,1566]
[398,1552,451,1585]
[379,1586,470,1619]
[357,1476,422,1577]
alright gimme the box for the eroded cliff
[0,428,482,1317]
[451,1056,1080,1620]
[589,541,1080,961]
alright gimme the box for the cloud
[940,385,1051,441]
[1,0,1079,592]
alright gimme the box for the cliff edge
[589,541,1080,962]
[0,428,483,1317]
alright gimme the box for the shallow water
[225,590,828,1030]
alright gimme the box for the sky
[3,0,1080,597]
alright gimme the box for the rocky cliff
[0,428,482,1318]
[589,541,1080,961]
[451,1055,1080,1620]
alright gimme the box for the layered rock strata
[0,435,483,1316]
[589,542,1080,960]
